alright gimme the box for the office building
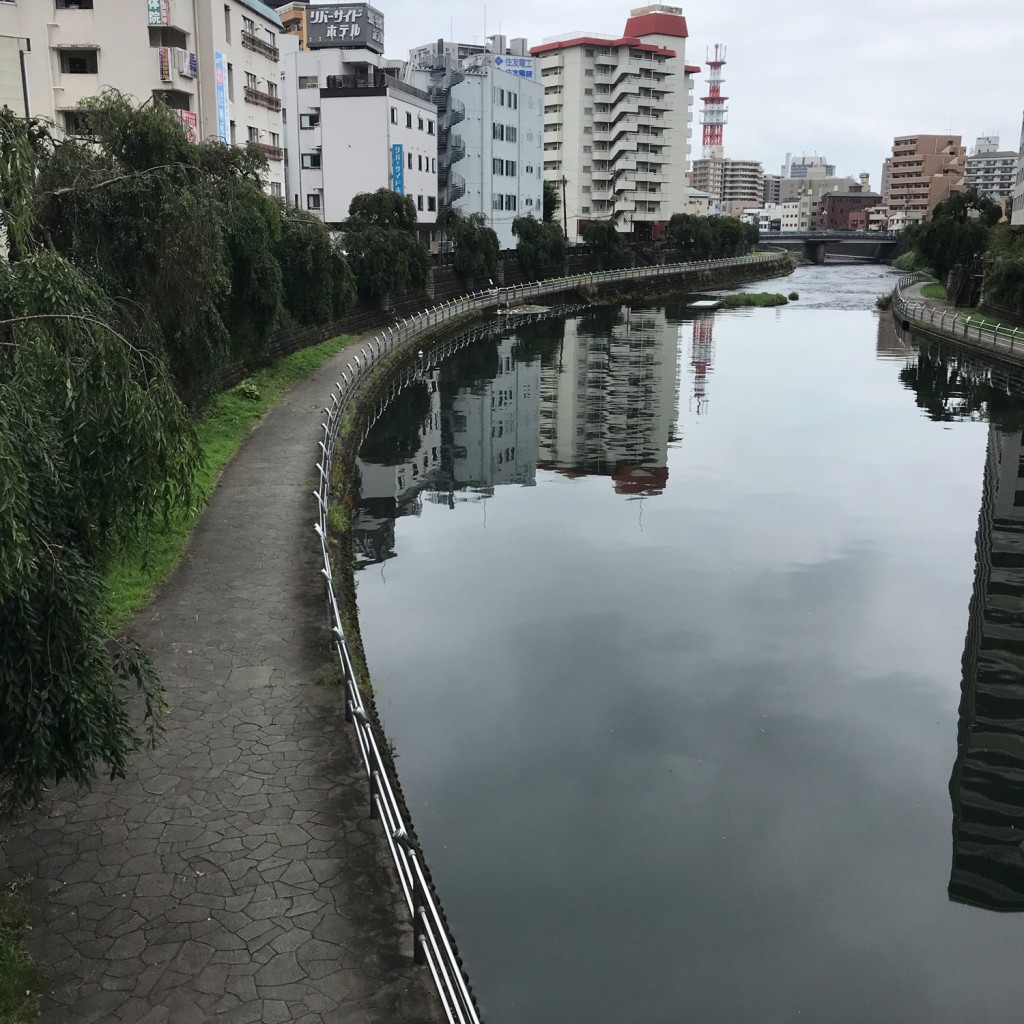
[531,5,698,240]
[818,187,883,230]
[886,133,966,222]
[782,152,835,178]
[407,39,544,248]
[0,0,285,194]
[281,5,439,228]
[965,135,1019,203]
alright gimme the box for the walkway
[0,336,442,1024]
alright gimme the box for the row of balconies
[241,30,279,62]
[245,85,281,111]
[246,140,283,161]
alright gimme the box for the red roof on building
[622,11,689,39]
[685,64,701,74]
[530,36,676,57]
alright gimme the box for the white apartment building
[690,155,763,216]
[965,135,1019,203]
[0,0,285,194]
[282,26,438,227]
[407,41,544,249]
[531,5,697,240]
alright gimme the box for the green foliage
[0,882,45,1023]
[876,291,893,310]
[984,224,1024,311]
[916,190,1001,283]
[512,215,566,278]
[665,214,753,259]
[276,208,356,324]
[920,283,948,301]
[344,189,430,303]
[580,218,625,266]
[720,291,788,308]
[438,207,500,279]
[788,291,799,301]
[543,179,561,223]
[894,250,929,272]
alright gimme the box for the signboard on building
[391,143,404,195]
[158,47,172,83]
[147,0,169,27]
[178,110,198,142]
[306,4,384,54]
[492,55,535,78]
[214,51,229,143]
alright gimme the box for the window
[512,94,517,109]
[270,181,282,197]
[583,126,592,134]
[417,195,424,211]
[390,106,397,123]
[407,152,413,170]
[583,145,591,154]
[428,196,437,212]
[301,153,321,169]
[507,125,517,142]
[299,75,319,89]
[59,49,98,74]
[581,206,590,214]
[266,30,276,47]
[585,48,595,57]
[243,16,256,34]
[493,124,504,141]
[300,112,320,129]
[247,125,259,143]
[418,155,423,170]
[56,0,94,7]
[507,160,516,176]
[584,107,592,115]
[224,4,231,42]
[245,72,257,90]
[584,88,593,96]
[500,88,505,105]
[306,193,321,210]
[585,69,594,77]
[266,82,278,98]
[428,120,435,135]
[418,115,424,130]
[507,195,517,210]
[230,120,236,144]
[269,131,280,147]
[406,111,412,128]
[493,194,504,210]
[431,157,436,173]
[493,157,502,175]
[61,109,91,134]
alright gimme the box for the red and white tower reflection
[690,317,715,414]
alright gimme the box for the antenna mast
[700,43,728,158]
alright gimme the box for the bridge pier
[805,241,827,265]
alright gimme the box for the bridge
[765,232,901,265]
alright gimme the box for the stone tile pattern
[0,340,443,1024]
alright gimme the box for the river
[351,264,1024,1022]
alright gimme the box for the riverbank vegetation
[665,213,760,259]
[721,291,789,308]
[0,94,372,812]
[921,283,948,301]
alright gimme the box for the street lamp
[561,174,568,240]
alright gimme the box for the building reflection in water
[355,307,686,564]
[537,307,681,497]
[950,424,1024,911]
[690,317,715,416]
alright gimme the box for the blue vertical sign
[391,143,404,195]
[214,51,229,143]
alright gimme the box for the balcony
[244,85,281,111]
[247,140,284,161]
[241,30,279,61]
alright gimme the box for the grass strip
[0,884,44,1024]
[102,334,358,630]
[721,291,789,308]
[920,283,948,300]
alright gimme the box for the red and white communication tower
[700,43,728,157]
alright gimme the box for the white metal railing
[312,247,788,1023]
[892,273,1024,357]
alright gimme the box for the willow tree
[0,109,199,810]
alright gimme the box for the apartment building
[886,133,966,222]
[530,4,697,240]
[690,156,763,216]
[782,152,835,178]
[763,173,781,206]
[965,135,1019,203]
[818,188,883,231]
[0,0,285,193]
[880,156,892,201]
[407,39,543,248]
[1012,113,1024,228]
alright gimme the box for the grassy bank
[102,333,358,629]
[721,291,789,308]
[0,885,44,1024]
[921,282,948,300]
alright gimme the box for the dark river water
[353,265,1024,1022]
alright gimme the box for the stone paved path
[0,337,443,1023]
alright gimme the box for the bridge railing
[311,246,788,1023]
[893,273,1024,357]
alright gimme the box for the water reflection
[893,336,1024,912]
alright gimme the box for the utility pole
[561,174,568,240]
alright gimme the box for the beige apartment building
[0,0,285,194]
[886,133,966,222]
[690,155,763,216]
[531,4,697,240]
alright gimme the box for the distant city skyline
[377,0,1024,185]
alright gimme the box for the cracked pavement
[0,338,443,1023]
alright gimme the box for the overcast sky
[382,0,1024,185]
